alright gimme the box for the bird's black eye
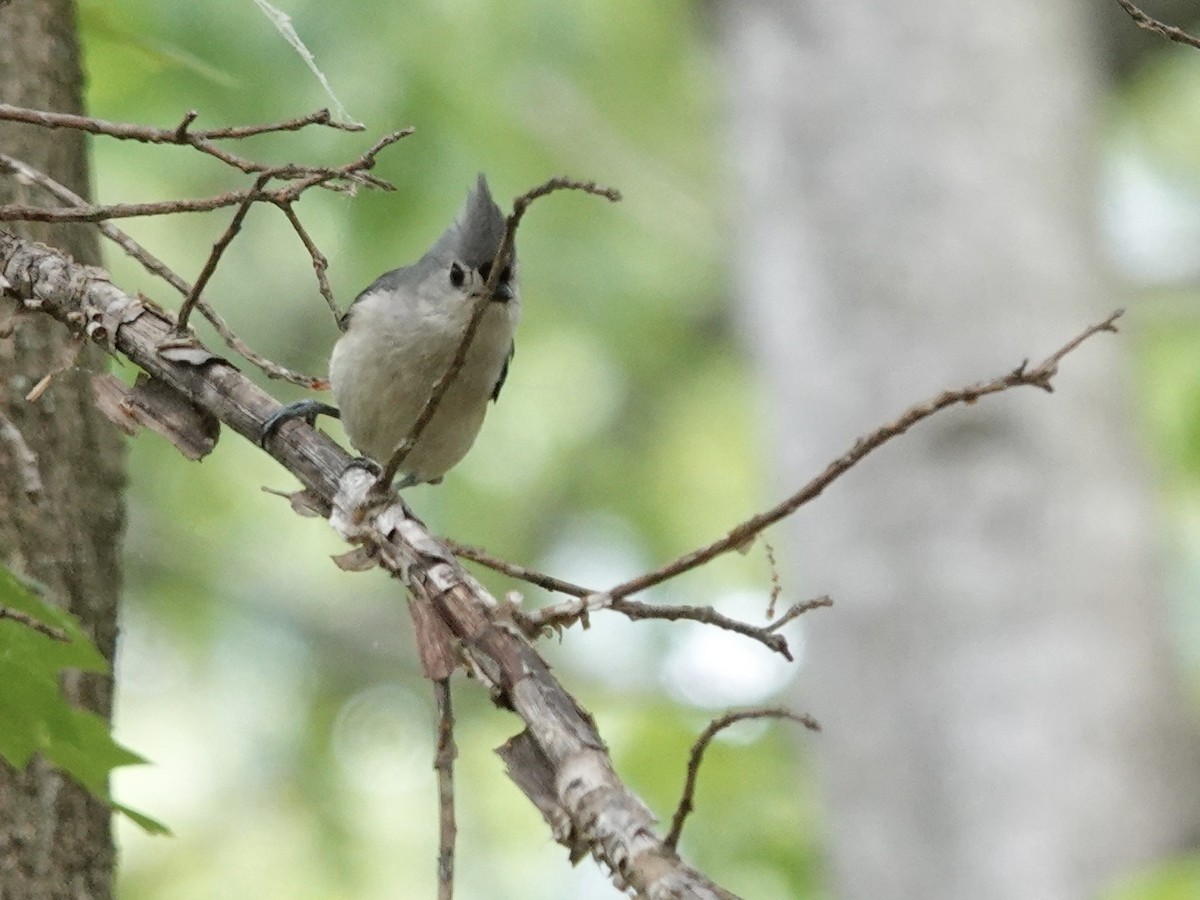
[449,262,465,287]
[499,265,512,283]
[478,261,492,281]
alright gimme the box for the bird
[261,174,518,488]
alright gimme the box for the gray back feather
[428,174,509,269]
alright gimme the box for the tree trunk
[0,1,126,897]
[716,1,1200,898]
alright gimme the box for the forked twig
[0,152,323,386]
[446,538,823,658]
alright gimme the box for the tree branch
[603,311,1123,602]
[0,230,739,900]
[443,537,814,658]
[433,678,457,900]
[0,152,323,387]
[1116,0,1200,50]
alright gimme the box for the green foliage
[0,565,167,834]
[1134,310,1200,482]
[1104,854,1200,900]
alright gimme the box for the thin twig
[1,112,410,357]
[0,103,360,142]
[433,678,457,900]
[763,538,781,619]
[1116,0,1200,50]
[447,538,805,657]
[0,123,413,224]
[0,104,364,177]
[0,188,290,223]
[609,598,794,658]
[276,201,341,324]
[766,596,833,632]
[664,707,820,852]
[444,539,596,597]
[0,152,323,386]
[380,177,621,486]
[605,311,1124,601]
[176,173,272,332]
[0,167,352,223]
[334,130,412,189]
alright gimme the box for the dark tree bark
[0,1,126,897]
[716,1,1200,898]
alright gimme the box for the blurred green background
[65,1,1200,898]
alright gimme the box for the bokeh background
[66,1,1200,897]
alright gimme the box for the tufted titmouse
[261,174,518,487]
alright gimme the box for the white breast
[330,285,518,482]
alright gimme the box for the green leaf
[78,2,240,88]
[112,802,173,837]
[0,566,107,672]
[0,564,166,835]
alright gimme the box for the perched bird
[261,175,518,487]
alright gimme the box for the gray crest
[428,174,509,269]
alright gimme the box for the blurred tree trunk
[716,1,1200,898]
[0,1,126,897]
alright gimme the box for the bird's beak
[491,281,515,303]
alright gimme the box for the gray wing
[491,341,514,402]
[339,262,430,332]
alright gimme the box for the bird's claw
[259,400,340,449]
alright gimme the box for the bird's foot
[259,400,340,449]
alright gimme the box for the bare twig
[0,152,323,387]
[611,598,795,658]
[433,678,457,900]
[0,605,68,642]
[605,311,1124,601]
[0,411,42,499]
[511,176,622,216]
[176,172,272,332]
[0,186,294,223]
[0,110,413,224]
[379,177,622,486]
[447,538,809,657]
[1,113,412,377]
[1116,0,1200,50]
[0,104,364,177]
[766,596,833,632]
[664,707,821,852]
[276,201,341,324]
[0,104,360,142]
[444,539,596,598]
[763,538,781,619]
